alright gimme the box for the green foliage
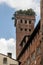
[15,9,36,16]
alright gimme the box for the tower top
[15,14,35,26]
[12,9,36,58]
[14,9,35,16]
[13,9,36,26]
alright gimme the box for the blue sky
[0,3,16,39]
[0,0,40,59]
[0,0,40,39]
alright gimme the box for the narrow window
[25,29,27,31]
[3,58,7,64]
[29,20,31,24]
[29,29,31,31]
[20,28,23,31]
[21,19,22,23]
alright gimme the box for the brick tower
[14,10,35,58]
[40,0,43,64]
[12,2,42,65]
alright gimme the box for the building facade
[13,12,42,65]
[17,21,41,65]
[40,0,43,64]
[0,53,19,65]
[13,0,43,65]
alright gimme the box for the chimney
[7,53,12,58]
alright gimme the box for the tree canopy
[14,9,36,16]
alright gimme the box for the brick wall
[15,15,35,58]
[40,0,43,65]
[18,30,41,65]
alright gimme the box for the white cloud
[0,0,40,14]
[0,38,16,59]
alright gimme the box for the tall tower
[12,9,35,58]
[40,0,43,64]
[14,9,35,58]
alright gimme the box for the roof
[17,20,40,60]
[0,53,18,62]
